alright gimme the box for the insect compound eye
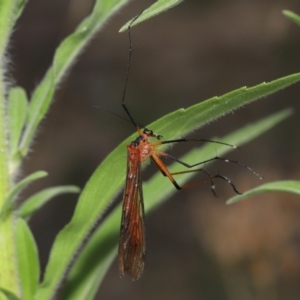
[133,141,139,147]
[143,128,153,135]
[131,136,142,147]
[143,128,162,140]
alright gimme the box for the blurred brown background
[12,0,300,299]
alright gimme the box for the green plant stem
[0,1,20,297]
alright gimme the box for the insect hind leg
[151,155,242,196]
[170,168,242,196]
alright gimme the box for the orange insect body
[119,129,160,280]
[130,131,155,162]
[117,127,261,281]
[117,12,261,281]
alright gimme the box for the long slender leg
[150,154,242,195]
[152,138,238,149]
[169,168,241,195]
[151,148,262,179]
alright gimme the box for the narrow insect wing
[118,146,146,280]
[117,10,262,281]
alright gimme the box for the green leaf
[36,71,299,299]
[8,87,28,168]
[119,0,183,32]
[140,108,293,202]
[0,2,20,295]
[283,10,300,26]
[0,289,20,300]
[0,0,17,51]
[227,181,300,204]
[0,171,47,220]
[19,0,131,156]
[63,246,117,300]
[15,218,39,300]
[61,108,292,299]
[14,0,29,23]
[19,185,80,221]
[19,72,55,157]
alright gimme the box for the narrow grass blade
[16,218,39,300]
[19,185,80,221]
[227,181,300,204]
[0,171,47,220]
[14,0,29,22]
[8,87,28,169]
[119,0,183,32]
[19,0,131,156]
[0,289,20,300]
[283,10,300,26]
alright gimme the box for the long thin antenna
[92,105,145,128]
[121,13,143,129]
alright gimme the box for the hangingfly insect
[118,14,262,281]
